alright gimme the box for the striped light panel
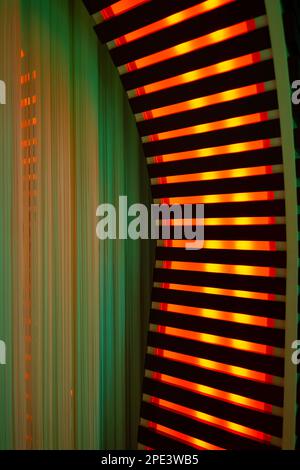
[83,0,290,449]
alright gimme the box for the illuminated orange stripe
[23,174,37,181]
[205,216,283,225]
[155,190,283,205]
[123,18,262,72]
[159,240,285,251]
[146,396,273,443]
[132,50,272,96]
[23,157,38,165]
[150,324,279,356]
[21,117,37,128]
[154,283,280,302]
[141,82,273,120]
[148,347,281,384]
[101,0,149,20]
[114,0,236,46]
[162,216,283,226]
[153,300,284,327]
[152,164,281,185]
[20,73,30,84]
[156,260,284,278]
[148,138,280,164]
[147,371,277,414]
[145,111,278,141]
[143,421,223,450]
[21,139,38,148]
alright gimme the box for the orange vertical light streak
[150,324,278,356]
[114,0,236,46]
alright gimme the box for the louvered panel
[282,0,300,450]
[82,0,299,450]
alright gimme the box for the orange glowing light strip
[145,395,273,443]
[147,347,282,384]
[23,157,38,166]
[143,421,223,450]
[132,49,272,96]
[150,324,280,356]
[21,118,37,129]
[151,164,282,185]
[147,371,278,414]
[156,260,285,278]
[145,110,278,142]
[122,17,265,72]
[163,216,283,226]
[140,82,274,120]
[159,240,286,251]
[101,0,149,20]
[155,190,283,205]
[148,138,281,164]
[153,300,284,327]
[114,0,236,46]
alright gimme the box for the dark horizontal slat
[130,61,275,113]
[145,354,284,406]
[143,120,281,157]
[140,402,278,449]
[138,92,278,137]
[149,308,285,346]
[121,28,271,90]
[95,0,205,43]
[110,0,266,65]
[154,268,286,295]
[147,332,284,376]
[155,247,286,268]
[143,377,283,437]
[148,147,283,178]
